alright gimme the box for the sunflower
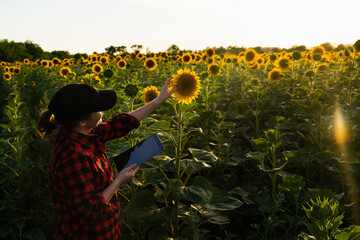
[136,53,145,60]
[60,67,71,78]
[268,68,282,83]
[160,52,168,58]
[92,63,104,74]
[149,52,157,58]
[14,67,21,75]
[142,85,160,103]
[244,49,257,62]
[181,53,192,64]
[144,58,157,71]
[316,63,327,72]
[171,68,201,104]
[248,62,260,71]
[277,57,292,71]
[41,60,49,67]
[208,64,221,76]
[205,47,215,58]
[292,51,302,60]
[312,46,326,56]
[100,56,110,65]
[3,72,11,81]
[90,54,98,62]
[312,53,322,61]
[117,60,127,69]
[23,59,30,64]
[52,58,61,65]
[124,82,141,98]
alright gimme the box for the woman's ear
[79,119,87,127]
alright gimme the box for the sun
[171,68,201,104]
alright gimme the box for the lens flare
[334,107,347,148]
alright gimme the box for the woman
[37,77,176,239]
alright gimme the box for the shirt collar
[57,127,98,149]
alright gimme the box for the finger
[169,87,177,94]
[126,164,138,171]
[165,76,173,87]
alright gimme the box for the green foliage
[1,42,359,240]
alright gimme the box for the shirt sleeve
[56,153,115,224]
[94,113,141,143]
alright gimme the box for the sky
[0,0,359,54]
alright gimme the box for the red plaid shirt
[49,113,140,240]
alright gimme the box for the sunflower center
[146,91,158,102]
[146,60,155,68]
[177,75,197,96]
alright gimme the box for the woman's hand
[155,76,177,104]
[116,164,139,185]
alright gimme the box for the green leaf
[148,226,170,240]
[148,120,171,130]
[206,188,243,211]
[181,176,213,205]
[126,189,170,227]
[188,148,218,163]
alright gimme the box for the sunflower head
[312,46,326,56]
[41,60,49,68]
[171,68,201,105]
[144,58,157,71]
[142,85,160,103]
[244,49,257,62]
[124,82,141,98]
[14,67,21,75]
[3,72,11,81]
[52,58,61,65]
[181,53,192,64]
[205,47,215,58]
[268,68,282,83]
[316,63,327,72]
[92,64,104,74]
[292,51,302,60]
[103,69,114,78]
[312,53,322,61]
[270,54,277,62]
[277,57,292,71]
[117,60,127,69]
[60,67,71,78]
[208,64,221,76]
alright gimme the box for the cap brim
[95,89,117,111]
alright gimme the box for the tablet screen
[114,133,165,171]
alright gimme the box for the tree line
[0,39,353,63]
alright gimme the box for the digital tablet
[114,133,165,171]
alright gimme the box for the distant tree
[0,39,31,62]
[253,46,264,54]
[105,45,116,56]
[226,45,246,54]
[24,40,43,60]
[167,44,180,55]
[287,45,307,52]
[320,42,334,51]
[50,50,71,59]
[131,45,143,54]
[116,46,127,53]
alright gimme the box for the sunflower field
[1,40,360,240]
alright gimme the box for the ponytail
[36,110,59,139]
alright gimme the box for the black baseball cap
[48,84,117,122]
